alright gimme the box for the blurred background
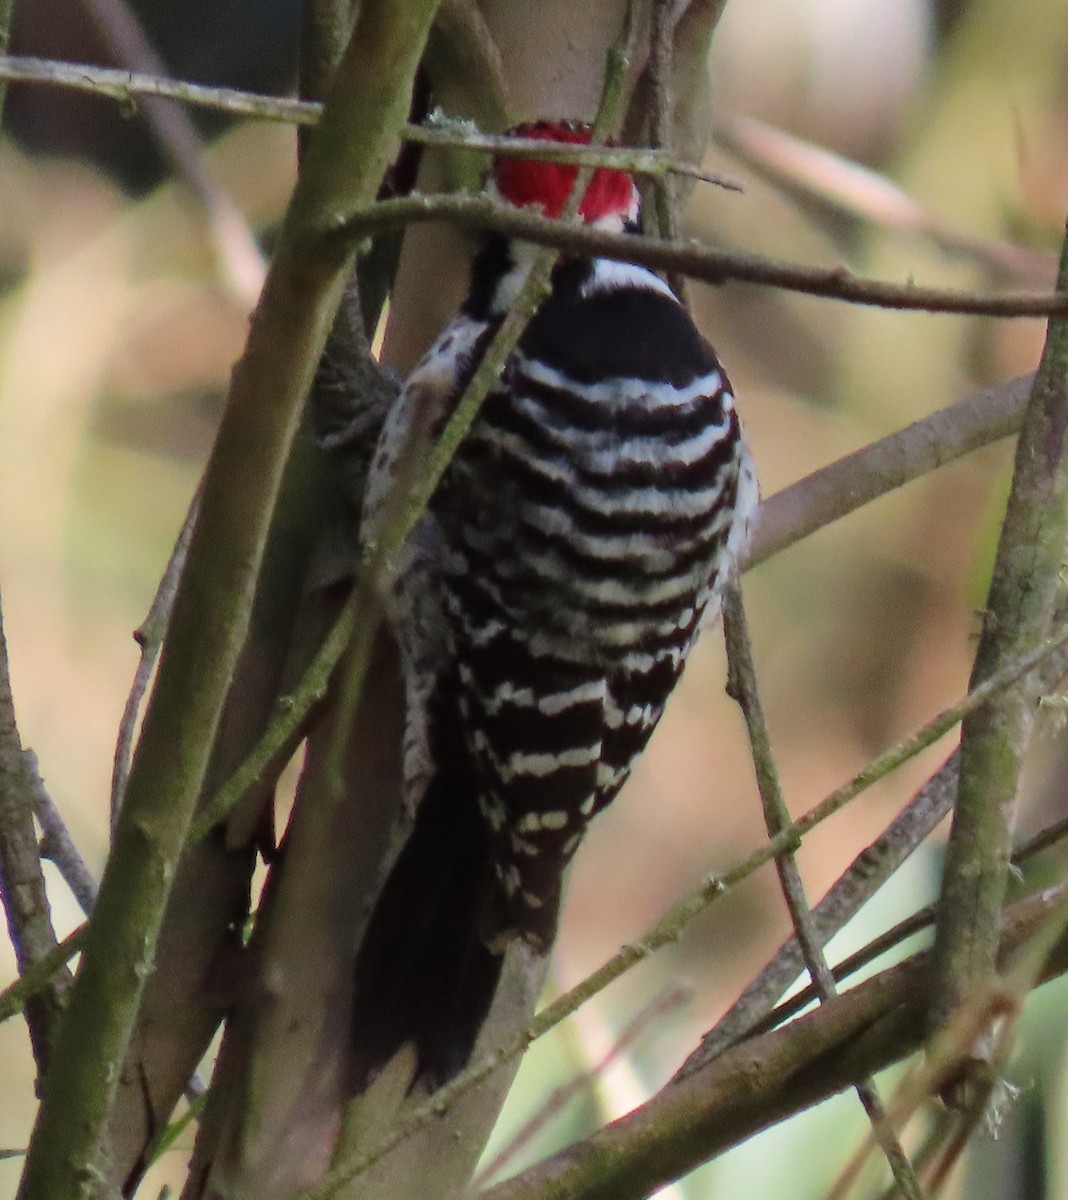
[2,0,1068,1196]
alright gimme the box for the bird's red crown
[491,121,638,224]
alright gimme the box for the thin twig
[826,984,1018,1200]
[111,487,200,830]
[14,7,444,1195]
[723,586,923,1200]
[747,374,1032,569]
[681,752,959,1074]
[793,628,1068,839]
[874,1109,958,1200]
[1011,810,1068,863]
[476,986,690,1186]
[0,55,735,187]
[646,0,688,301]
[0,54,322,121]
[24,751,98,915]
[0,591,70,1076]
[384,125,738,188]
[713,114,1055,285]
[334,194,1068,317]
[187,580,358,843]
[0,924,87,1025]
[775,811,1068,1033]
[75,3,265,303]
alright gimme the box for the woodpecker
[346,120,757,1090]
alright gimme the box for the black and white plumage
[348,121,757,1089]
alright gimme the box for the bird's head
[490,120,639,230]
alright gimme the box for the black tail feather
[349,765,504,1092]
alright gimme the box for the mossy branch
[479,885,1068,1200]
[928,219,1068,1070]
[477,883,1065,1200]
[14,4,442,1197]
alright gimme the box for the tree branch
[0,925,86,1025]
[15,4,443,1196]
[713,114,1056,285]
[722,587,922,1198]
[747,374,1032,568]
[0,55,730,185]
[26,753,98,916]
[424,0,512,129]
[333,194,1068,316]
[110,487,200,829]
[643,0,687,299]
[0,54,322,123]
[0,593,70,1079]
[2,54,1063,319]
[928,218,1068,1088]
[75,0,265,302]
[479,884,1068,1200]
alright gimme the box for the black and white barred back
[350,122,757,1089]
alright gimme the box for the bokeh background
[2,0,1068,1196]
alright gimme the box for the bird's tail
[348,761,506,1093]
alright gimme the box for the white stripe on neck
[579,257,676,300]
[490,240,542,313]
[490,241,676,315]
